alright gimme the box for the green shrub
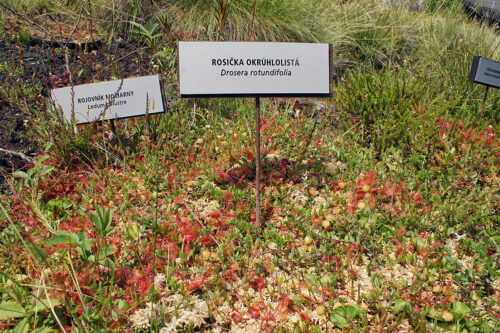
[336,70,434,153]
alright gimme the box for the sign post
[178,41,332,231]
[255,97,261,231]
[468,56,500,120]
[480,86,490,120]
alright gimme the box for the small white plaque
[50,75,165,124]
[178,42,332,97]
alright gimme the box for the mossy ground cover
[0,0,498,332]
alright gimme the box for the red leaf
[246,150,254,161]
[250,276,266,291]
[322,255,341,267]
[248,305,260,318]
[224,190,233,204]
[299,311,310,322]
[229,262,239,272]
[199,235,215,246]
[278,293,290,313]
[182,230,197,243]
[231,312,243,323]
[224,269,239,282]
[185,278,205,291]
[210,211,221,219]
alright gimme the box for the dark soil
[0,38,155,187]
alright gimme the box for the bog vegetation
[0,0,498,332]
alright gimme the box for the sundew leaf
[0,301,26,320]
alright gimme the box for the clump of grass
[155,0,340,42]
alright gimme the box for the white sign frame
[50,74,166,124]
[177,42,333,97]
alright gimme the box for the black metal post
[255,97,261,232]
[480,86,489,121]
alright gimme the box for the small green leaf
[14,274,28,282]
[105,209,112,227]
[392,299,412,314]
[12,317,29,333]
[78,231,92,252]
[0,301,26,320]
[126,223,140,241]
[98,257,116,269]
[337,304,362,319]
[35,155,50,167]
[31,327,56,333]
[305,273,320,286]
[330,312,349,328]
[451,301,470,321]
[291,295,310,306]
[90,214,102,235]
[99,247,116,257]
[47,231,80,246]
[32,297,61,313]
[25,243,49,260]
[12,171,28,179]
[426,308,441,321]
[330,304,362,328]
[379,225,395,236]
[39,165,55,176]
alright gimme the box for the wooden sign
[469,56,500,89]
[178,42,332,97]
[50,75,165,124]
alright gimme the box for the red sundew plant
[1,65,498,332]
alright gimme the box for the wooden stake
[255,97,261,232]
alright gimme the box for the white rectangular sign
[178,42,332,97]
[469,56,500,89]
[50,75,165,124]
